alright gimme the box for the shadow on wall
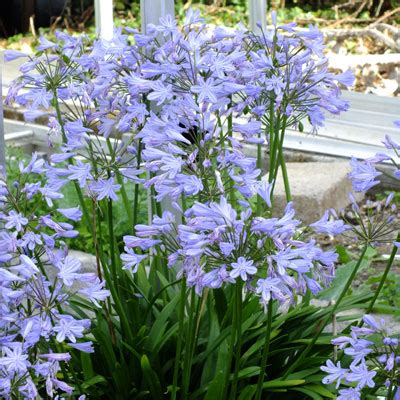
[0,0,67,37]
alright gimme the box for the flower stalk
[284,244,369,378]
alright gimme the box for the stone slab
[272,161,364,224]
[311,300,400,335]
[328,53,400,70]
[69,250,98,273]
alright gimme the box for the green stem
[268,102,275,183]
[107,199,118,285]
[254,300,274,400]
[222,285,239,400]
[270,115,289,202]
[96,206,134,343]
[92,201,116,343]
[115,172,134,229]
[230,282,243,400]
[283,244,369,378]
[73,182,92,232]
[227,97,233,133]
[257,141,263,215]
[279,155,292,202]
[182,288,197,399]
[364,234,399,316]
[133,139,142,228]
[171,279,187,400]
[52,94,92,233]
[388,382,395,400]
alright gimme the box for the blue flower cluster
[321,315,400,399]
[349,120,400,193]
[123,195,343,307]
[5,10,353,205]
[2,9,357,397]
[0,164,109,398]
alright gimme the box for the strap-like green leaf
[140,354,163,400]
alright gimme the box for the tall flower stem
[270,115,290,202]
[257,140,263,215]
[105,138,134,230]
[230,281,243,399]
[182,288,198,399]
[267,101,276,183]
[52,94,92,230]
[98,205,134,342]
[364,234,399,316]
[254,300,274,400]
[222,283,240,400]
[92,200,116,343]
[279,154,292,202]
[283,244,369,378]
[107,199,118,285]
[171,278,187,400]
[133,139,142,228]
[387,381,395,400]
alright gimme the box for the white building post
[248,0,267,32]
[140,0,176,220]
[140,0,175,34]
[0,60,5,173]
[95,0,114,40]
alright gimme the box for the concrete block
[272,161,364,224]
[311,301,400,335]
[69,250,98,273]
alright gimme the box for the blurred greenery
[2,0,398,49]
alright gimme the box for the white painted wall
[248,0,267,32]
[0,57,5,172]
[95,0,114,40]
[140,0,175,34]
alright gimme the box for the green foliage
[318,246,376,301]
[4,10,398,398]
[365,267,400,318]
[4,102,389,400]
[3,0,398,51]
[65,261,374,399]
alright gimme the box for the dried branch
[323,28,400,52]
[296,17,375,26]
[369,7,400,27]
[372,23,400,37]
[328,0,369,29]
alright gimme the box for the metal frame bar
[248,0,267,32]
[95,0,114,40]
[5,131,34,142]
[2,0,398,169]
[140,0,175,34]
[0,57,5,172]
[140,0,176,215]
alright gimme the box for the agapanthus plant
[346,119,400,314]
[0,160,109,398]
[349,120,400,193]
[2,9,365,400]
[5,10,354,209]
[131,10,354,203]
[122,194,338,307]
[322,314,400,400]
[316,120,400,400]
[340,191,399,247]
